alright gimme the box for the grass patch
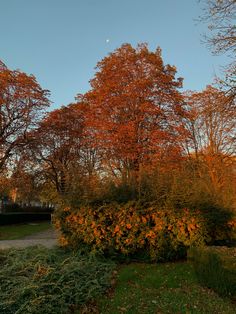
[98,262,235,314]
[1,245,234,314]
[0,221,51,240]
[0,246,115,314]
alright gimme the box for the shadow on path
[0,228,59,249]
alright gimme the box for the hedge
[0,213,51,225]
[188,246,236,298]
[2,204,53,213]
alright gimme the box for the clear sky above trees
[0,0,230,109]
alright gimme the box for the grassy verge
[98,262,235,314]
[0,221,51,240]
[1,245,234,314]
[0,246,115,314]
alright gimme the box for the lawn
[97,262,235,314]
[0,221,51,240]
[0,244,235,314]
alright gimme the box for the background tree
[184,85,236,207]
[30,104,83,196]
[30,102,101,202]
[198,1,236,207]
[8,154,43,205]
[0,60,50,172]
[200,0,236,55]
[185,85,235,157]
[0,173,11,198]
[200,0,236,97]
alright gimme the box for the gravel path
[0,228,59,250]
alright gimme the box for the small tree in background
[28,102,102,203]
[199,0,236,98]
[184,86,236,208]
[0,60,50,173]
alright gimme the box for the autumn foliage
[28,103,87,194]
[53,201,236,261]
[80,44,186,186]
[0,61,49,172]
[0,44,235,259]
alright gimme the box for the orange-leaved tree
[80,44,187,192]
[29,102,101,198]
[0,60,50,172]
[184,85,236,205]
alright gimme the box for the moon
[106,39,110,43]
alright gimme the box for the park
[0,0,235,313]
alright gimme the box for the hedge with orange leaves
[53,202,235,261]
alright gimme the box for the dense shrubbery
[53,201,236,262]
[0,246,115,314]
[188,246,236,298]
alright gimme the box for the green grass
[0,221,51,240]
[98,262,235,314]
[1,245,234,314]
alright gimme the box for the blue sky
[0,0,229,110]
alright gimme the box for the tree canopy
[0,61,50,172]
[200,0,236,98]
[81,44,186,186]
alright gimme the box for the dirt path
[0,228,59,250]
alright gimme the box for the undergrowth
[0,246,115,314]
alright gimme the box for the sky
[0,0,229,110]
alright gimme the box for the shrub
[0,246,115,314]
[53,201,223,262]
[196,204,236,245]
[188,246,236,298]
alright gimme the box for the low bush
[188,246,236,298]
[53,201,234,262]
[197,204,236,246]
[0,246,115,314]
